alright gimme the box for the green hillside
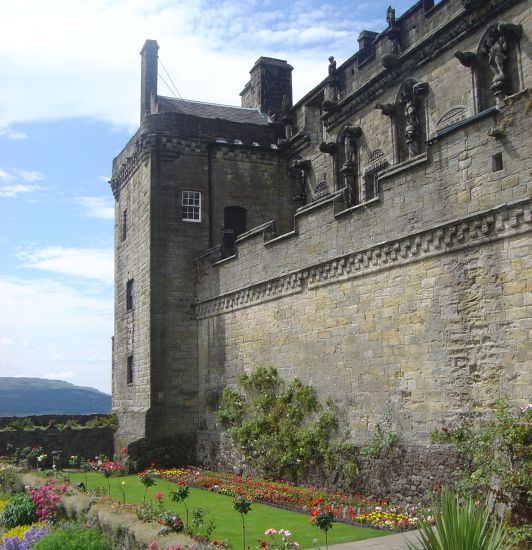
[0,377,111,416]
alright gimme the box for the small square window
[182,191,201,222]
[492,152,503,172]
[127,355,133,385]
[126,279,134,311]
[122,208,127,241]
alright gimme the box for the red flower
[121,447,127,455]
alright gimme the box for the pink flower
[149,543,157,550]
[265,528,277,536]
[154,491,164,500]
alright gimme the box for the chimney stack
[140,40,159,122]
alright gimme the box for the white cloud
[0,168,44,197]
[0,0,406,128]
[16,170,45,182]
[17,246,114,284]
[0,276,112,392]
[0,184,42,198]
[75,196,114,220]
[0,128,27,140]
[1,337,13,347]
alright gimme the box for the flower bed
[150,467,427,532]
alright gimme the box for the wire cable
[159,57,182,98]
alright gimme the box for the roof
[156,96,271,125]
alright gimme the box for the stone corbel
[319,142,337,155]
[455,51,478,68]
[375,103,395,116]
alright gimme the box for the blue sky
[0,0,413,393]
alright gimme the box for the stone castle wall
[111,0,531,493]
[194,84,531,496]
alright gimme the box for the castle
[111,0,531,498]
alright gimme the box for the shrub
[407,488,506,550]
[27,481,66,524]
[0,468,23,495]
[430,400,531,524]
[0,494,37,529]
[31,526,111,550]
[217,368,338,480]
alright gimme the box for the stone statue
[386,6,401,54]
[386,6,396,28]
[328,56,337,77]
[401,81,428,158]
[290,158,311,203]
[488,33,507,80]
[344,129,357,165]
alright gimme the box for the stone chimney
[358,31,378,54]
[140,39,159,122]
[240,57,293,121]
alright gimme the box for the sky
[0,0,414,394]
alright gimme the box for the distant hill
[0,377,111,416]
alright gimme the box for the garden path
[328,529,422,549]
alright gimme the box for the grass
[69,472,389,549]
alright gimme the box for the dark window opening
[126,279,134,311]
[492,152,503,172]
[127,355,133,385]
[122,208,127,241]
[363,172,379,201]
[222,206,247,257]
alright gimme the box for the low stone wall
[197,432,462,503]
[0,426,114,466]
[0,413,111,429]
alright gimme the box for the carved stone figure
[386,6,396,28]
[401,81,428,158]
[386,6,401,54]
[328,56,337,77]
[289,158,311,203]
[342,125,362,166]
[488,33,507,80]
[281,95,293,140]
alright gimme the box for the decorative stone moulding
[195,198,532,319]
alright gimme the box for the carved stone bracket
[455,51,478,67]
[375,102,395,117]
[319,142,337,155]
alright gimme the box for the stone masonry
[111,0,531,497]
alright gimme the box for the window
[492,152,503,172]
[182,191,201,222]
[127,355,133,385]
[126,279,134,311]
[122,208,127,241]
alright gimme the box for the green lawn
[69,472,389,549]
